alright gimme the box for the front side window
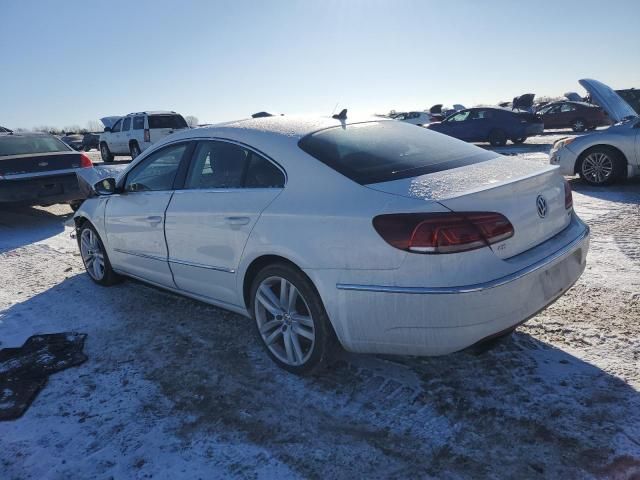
[111,119,122,133]
[122,117,131,131]
[133,116,144,130]
[560,103,576,112]
[299,121,497,185]
[447,111,471,122]
[470,110,492,120]
[124,143,187,192]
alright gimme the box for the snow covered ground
[1,132,639,479]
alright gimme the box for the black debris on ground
[0,333,87,421]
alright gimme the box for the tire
[488,129,507,147]
[100,143,114,163]
[250,263,337,375]
[571,118,587,132]
[577,147,626,186]
[511,137,526,144]
[78,222,121,286]
[129,141,141,159]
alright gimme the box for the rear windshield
[0,135,70,157]
[298,121,498,184]
[148,114,188,129]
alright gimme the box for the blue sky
[2,0,639,129]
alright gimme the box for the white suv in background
[99,111,189,162]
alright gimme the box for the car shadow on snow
[570,176,640,205]
[1,273,639,479]
[0,205,70,254]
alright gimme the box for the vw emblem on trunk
[536,195,547,218]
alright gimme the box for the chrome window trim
[336,226,589,295]
[169,257,235,273]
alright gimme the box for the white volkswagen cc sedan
[74,114,590,374]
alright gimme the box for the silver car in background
[550,79,640,186]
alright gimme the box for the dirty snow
[0,135,639,479]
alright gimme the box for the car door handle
[146,215,163,225]
[225,216,250,226]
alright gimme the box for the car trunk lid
[367,156,571,259]
[0,151,84,177]
[579,78,638,123]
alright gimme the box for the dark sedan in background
[427,107,544,146]
[60,134,84,150]
[536,101,609,131]
[0,132,93,209]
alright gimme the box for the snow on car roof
[198,115,391,139]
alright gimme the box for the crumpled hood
[367,156,555,201]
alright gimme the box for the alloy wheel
[80,228,105,281]
[254,276,315,366]
[582,152,613,184]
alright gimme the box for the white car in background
[74,115,589,374]
[393,111,434,126]
[99,111,189,162]
[550,79,640,186]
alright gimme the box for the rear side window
[122,117,131,131]
[186,141,248,189]
[133,116,144,130]
[148,114,188,129]
[298,121,497,185]
[245,152,285,188]
[0,135,70,156]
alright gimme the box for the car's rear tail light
[79,153,93,168]
[372,212,514,254]
[564,179,573,210]
[144,128,150,142]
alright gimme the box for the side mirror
[103,127,111,132]
[94,177,117,195]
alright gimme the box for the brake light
[144,129,150,142]
[564,179,573,210]
[79,153,93,168]
[372,212,514,254]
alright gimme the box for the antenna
[332,109,347,120]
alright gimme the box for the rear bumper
[0,173,83,205]
[318,222,589,356]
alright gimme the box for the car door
[541,104,561,128]
[440,110,472,140]
[109,118,124,153]
[121,116,132,153]
[164,140,285,306]
[558,103,577,128]
[104,141,193,286]
[468,109,493,141]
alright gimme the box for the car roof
[192,115,389,140]
[125,110,179,116]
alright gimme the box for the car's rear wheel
[578,147,625,186]
[100,143,114,163]
[571,118,587,132]
[250,263,336,374]
[130,141,141,159]
[78,223,121,286]
[488,129,507,147]
[511,137,526,144]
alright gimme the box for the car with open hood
[550,79,640,186]
[73,114,588,374]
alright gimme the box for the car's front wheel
[78,223,121,286]
[100,143,114,163]
[250,263,336,374]
[571,118,587,132]
[578,147,625,186]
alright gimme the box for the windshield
[148,114,188,129]
[0,135,71,157]
[298,121,498,184]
